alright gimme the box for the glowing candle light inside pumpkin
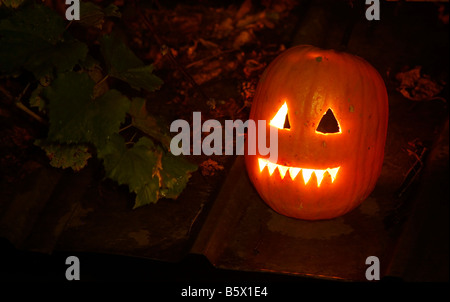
[257,158,340,187]
[269,101,289,130]
[289,167,301,180]
[277,165,289,179]
[327,167,340,183]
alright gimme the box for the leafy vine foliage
[0,1,197,208]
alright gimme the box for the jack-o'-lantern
[245,45,388,220]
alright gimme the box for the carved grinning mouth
[258,158,340,187]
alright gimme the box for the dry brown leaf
[232,29,255,49]
[395,66,445,101]
[200,159,224,176]
[191,60,222,85]
[235,0,253,21]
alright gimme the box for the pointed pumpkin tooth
[289,167,301,180]
[258,158,268,172]
[302,169,314,185]
[267,162,277,175]
[278,165,289,179]
[315,170,326,187]
[327,167,340,183]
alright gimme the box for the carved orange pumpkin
[245,45,388,220]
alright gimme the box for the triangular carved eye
[270,102,290,130]
[316,108,341,134]
[283,112,291,129]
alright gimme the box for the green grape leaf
[117,65,164,92]
[98,134,162,206]
[79,1,105,29]
[134,177,161,208]
[0,0,26,8]
[45,72,95,144]
[0,4,65,44]
[100,33,142,72]
[86,89,131,147]
[45,72,130,148]
[29,84,46,112]
[159,152,198,199]
[35,139,92,172]
[78,2,121,29]
[128,97,172,148]
[0,4,88,78]
[100,33,163,92]
[98,133,197,208]
[26,39,89,78]
[104,4,121,18]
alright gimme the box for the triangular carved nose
[283,112,290,129]
[316,108,340,134]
